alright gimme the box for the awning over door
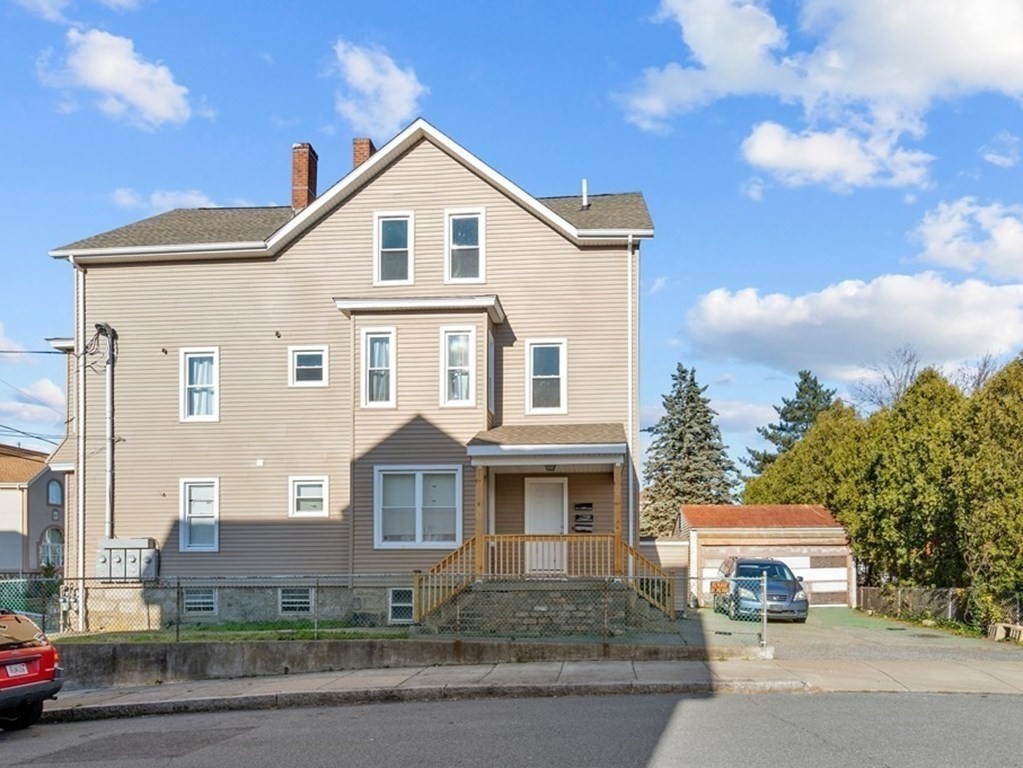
[466,422,627,472]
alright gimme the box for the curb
[42,679,810,723]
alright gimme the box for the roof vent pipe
[581,178,590,210]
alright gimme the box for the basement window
[280,587,313,615]
[183,587,217,615]
[389,588,414,624]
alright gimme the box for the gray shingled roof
[54,207,295,252]
[468,423,627,448]
[538,193,652,231]
[55,192,650,253]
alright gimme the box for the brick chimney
[291,143,318,211]
[353,137,377,168]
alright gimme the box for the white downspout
[627,234,635,549]
[96,324,116,540]
[73,257,86,629]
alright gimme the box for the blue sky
[3,0,1023,473]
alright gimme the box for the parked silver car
[714,557,809,622]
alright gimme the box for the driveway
[700,606,1023,662]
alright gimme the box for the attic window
[375,212,414,284]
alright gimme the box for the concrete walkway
[43,656,1023,723]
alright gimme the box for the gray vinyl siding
[71,137,637,577]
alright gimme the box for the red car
[0,609,64,730]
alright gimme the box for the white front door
[524,478,567,574]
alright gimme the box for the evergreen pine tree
[744,369,835,475]
[642,364,738,536]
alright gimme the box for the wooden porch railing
[413,537,476,622]
[485,534,616,577]
[414,535,675,621]
[620,540,674,618]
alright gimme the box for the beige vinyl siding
[351,311,486,573]
[72,137,636,577]
[493,472,614,534]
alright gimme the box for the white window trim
[373,465,463,549]
[444,208,486,284]
[180,478,220,553]
[388,587,414,625]
[361,328,396,408]
[288,345,328,387]
[439,326,476,408]
[525,338,568,415]
[289,476,329,518]
[373,210,415,286]
[179,347,220,423]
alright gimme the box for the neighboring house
[681,505,854,608]
[47,119,660,626]
[0,444,65,576]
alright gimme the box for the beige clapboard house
[48,119,665,627]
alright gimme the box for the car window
[0,614,47,650]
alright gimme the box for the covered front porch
[414,424,673,621]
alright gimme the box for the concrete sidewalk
[43,657,1023,723]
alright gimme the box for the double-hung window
[526,339,567,414]
[445,209,485,282]
[441,327,475,407]
[180,479,219,552]
[289,346,327,387]
[180,348,219,422]
[289,476,328,517]
[374,467,462,548]
[375,212,414,284]
[362,329,395,407]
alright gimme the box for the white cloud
[980,130,1021,168]
[0,323,25,365]
[40,29,191,129]
[741,121,932,189]
[620,0,1023,189]
[331,39,428,139]
[14,0,71,23]
[17,378,65,413]
[98,0,142,9]
[740,176,764,201]
[112,187,216,212]
[0,401,61,425]
[686,272,1023,379]
[711,399,776,433]
[648,276,669,295]
[916,197,1023,280]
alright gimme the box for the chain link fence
[859,585,1023,627]
[0,573,740,646]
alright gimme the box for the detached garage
[682,505,854,608]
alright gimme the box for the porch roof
[466,423,627,467]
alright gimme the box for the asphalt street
[5,693,1022,768]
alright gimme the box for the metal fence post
[760,573,768,648]
[314,576,320,641]
[175,577,181,643]
[948,588,953,621]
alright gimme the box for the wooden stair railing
[413,536,476,622]
[619,540,675,618]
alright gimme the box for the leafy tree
[642,364,738,536]
[743,401,870,513]
[856,369,965,586]
[955,357,1023,623]
[743,370,836,475]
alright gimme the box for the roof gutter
[50,241,268,264]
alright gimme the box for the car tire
[1,701,43,731]
[794,617,807,624]
[727,597,738,621]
